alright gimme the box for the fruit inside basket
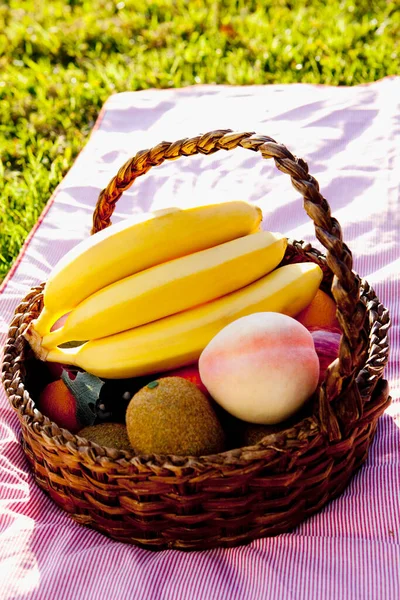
[2,130,391,551]
[25,200,337,449]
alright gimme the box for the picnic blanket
[1,77,399,600]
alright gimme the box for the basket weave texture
[2,130,391,551]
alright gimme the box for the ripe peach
[38,380,82,433]
[198,312,320,424]
[38,373,98,432]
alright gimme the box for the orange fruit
[295,289,340,330]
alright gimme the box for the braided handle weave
[92,129,369,439]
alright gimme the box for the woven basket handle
[92,129,368,440]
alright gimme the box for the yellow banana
[40,231,287,348]
[40,263,323,379]
[32,201,262,337]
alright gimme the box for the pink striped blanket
[0,78,399,599]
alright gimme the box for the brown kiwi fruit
[239,422,289,446]
[77,422,133,451]
[238,403,313,447]
[126,377,225,456]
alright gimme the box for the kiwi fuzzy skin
[126,377,226,456]
[78,422,133,451]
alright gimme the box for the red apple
[47,362,78,382]
[158,364,210,397]
[309,327,341,386]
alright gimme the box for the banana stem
[42,326,68,349]
[33,307,57,337]
[46,346,79,366]
[23,323,48,361]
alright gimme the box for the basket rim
[1,239,391,473]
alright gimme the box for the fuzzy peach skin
[198,312,320,425]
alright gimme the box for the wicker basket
[2,130,391,551]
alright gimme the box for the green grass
[0,0,398,281]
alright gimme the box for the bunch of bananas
[25,201,322,379]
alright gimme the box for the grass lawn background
[0,0,398,282]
